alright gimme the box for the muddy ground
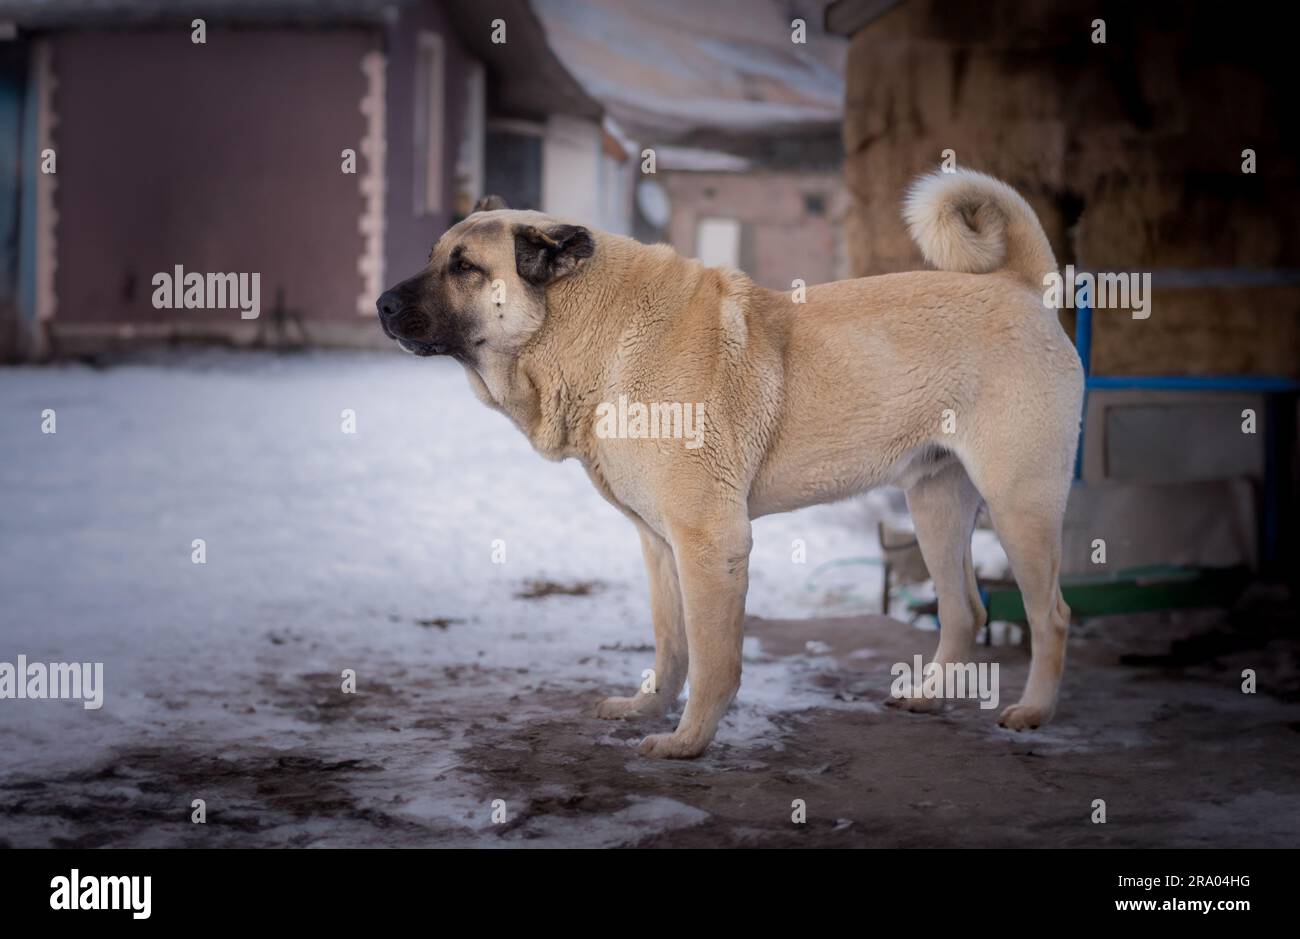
[4,606,1298,849]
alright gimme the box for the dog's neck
[465,234,708,463]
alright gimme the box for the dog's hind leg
[887,459,986,712]
[974,468,1072,730]
[597,525,687,719]
[637,512,750,759]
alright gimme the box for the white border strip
[356,50,386,316]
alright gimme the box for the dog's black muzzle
[376,279,459,357]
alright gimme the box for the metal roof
[532,0,845,155]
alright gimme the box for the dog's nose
[376,290,401,319]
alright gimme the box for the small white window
[696,217,741,269]
[413,32,445,214]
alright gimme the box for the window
[803,192,827,216]
[413,32,444,215]
[485,119,544,211]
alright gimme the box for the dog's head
[376,195,595,361]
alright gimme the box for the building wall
[663,170,848,290]
[50,28,376,331]
[481,115,631,231]
[840,0,1300,377]
[595,138,633,236]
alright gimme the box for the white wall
[542,114,632,233]
[542,114,600,224]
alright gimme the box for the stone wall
[840,0,1300,376]
[663,169,850,291]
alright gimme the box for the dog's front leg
[597,525,687,719]
[638,516,749,759]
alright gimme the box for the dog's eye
[454,259,476,275]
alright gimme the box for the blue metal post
[1073,301,1092,480]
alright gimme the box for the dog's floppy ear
[514,224,595,285]
[472,194,508,213]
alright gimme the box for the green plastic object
[979,565,1251,623]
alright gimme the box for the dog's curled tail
[903,169,1057,294]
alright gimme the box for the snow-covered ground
[0,349,927,845]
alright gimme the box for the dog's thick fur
[377,170,1084,759]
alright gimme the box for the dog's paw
[596,695,666,720]
[884,690,943,713]
[637,732,707,760]
[998,702,1051,730]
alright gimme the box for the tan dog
[376,170,1084,759]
